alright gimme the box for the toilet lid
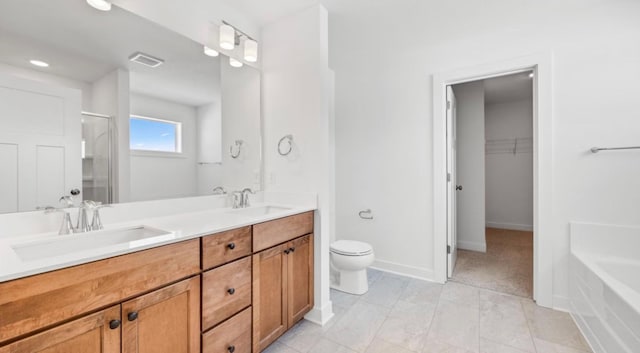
[330,240,373,256]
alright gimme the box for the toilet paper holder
[359,209,373,220]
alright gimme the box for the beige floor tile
[533,338,593,353]
[479,293,535,352]
[278,320,325,353]
[440,282,480,309]
[309,338,357,353]
[364,338,417,353]
[427,299,479,352]
[400,279,443,305]
[324,300,390,352]
[361,273,409,308]
[479,338,531,353]
[422,337,475,353]
[263,342,302,353]
[521,301,592,351]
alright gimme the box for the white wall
[330,0,640,307]
[485,99,533,231]
[453,82,486,252]
[129,93,197,201]
[262,4,333,324]
[0,62,92,110]
[91,69,130,203]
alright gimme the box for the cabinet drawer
[202,226,252,270]
[203,307,252,353]
[253,212,314,252]
[202,257,252,330]
[0,239,199,344]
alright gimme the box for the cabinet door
[0,305,120,353]
[252,243,289,353]
[122,276,200,353]
[287,234,314,327]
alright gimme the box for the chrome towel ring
[230,140,244,159]
[278,134,294,156]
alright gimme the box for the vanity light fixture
[229,57,243,68]
[219,24,236,50]
[244,39,258,62]
[203,46,219,57]
[29,59,49,67]
[219,21,259,63]
[86,0,112,11]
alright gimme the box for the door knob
[456,185,463,191]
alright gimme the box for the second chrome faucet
[232,188,254,208]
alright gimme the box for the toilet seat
[330,240,373,256]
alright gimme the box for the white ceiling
[219,0,321,27]
[483,72,533,105]
[0,0,222,107]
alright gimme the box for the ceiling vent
[128,52,164,68]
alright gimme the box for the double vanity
[0,205,315,353]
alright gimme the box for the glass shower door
[81,113,112,204]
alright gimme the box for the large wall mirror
[0,0,262,214]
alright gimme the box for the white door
[446,86,458,278]
[0,74,82,212]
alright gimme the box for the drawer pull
[227,242,236,250]
[127,311,139,321]
[109,319,121,329]
[289,247,295,253]
[228,345,236,353]
[284,249,290,254]
[227,288,236,295]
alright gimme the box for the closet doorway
[448,72,534,298]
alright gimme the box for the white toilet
[330,240,374,295]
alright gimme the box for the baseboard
[486,221,533,232]
[369,259,436,282]
[457,240,487,252]
[552,295,571,312]
[304,301,334,326]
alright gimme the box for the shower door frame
[431,52,554,308]
[81,111,114,204]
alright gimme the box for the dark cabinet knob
[227,242,236,250]
[456,185,463,191]
[127,311,139,321]
[284,249,290,254]
[228,345,235,353]
[227,288,236,295]
[109,319,121,329]
[289,247,295,253]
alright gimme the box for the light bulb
[86,0,112,11]
[219,24,235,50]
[229,57,243,68]
[244,39,258,62]
[203,46,219,57]
[29,60,49,67]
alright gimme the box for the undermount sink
[227,205,291,218]
[11,226,174,262]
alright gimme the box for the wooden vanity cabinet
[122,276,200,353]
[0,305,121,353]
[252,212,314,353]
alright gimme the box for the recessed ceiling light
[29,60,49,67]
[203,46,219,57]
[86,0,112,11]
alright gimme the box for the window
[130,115,182,153]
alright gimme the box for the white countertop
[0,202,315,283]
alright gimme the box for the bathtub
[570,223,640,353]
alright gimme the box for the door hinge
[447,173,451,182]
[447,245,451,254]
[446,101,451,110]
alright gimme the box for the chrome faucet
[75,200,95,233]
[44,207,74,235]
[91,203,111,231]
[241,188,254,208]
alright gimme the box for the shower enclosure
[81,112,112,204]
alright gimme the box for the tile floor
[266,269,592,353]
[452,228,534,298]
